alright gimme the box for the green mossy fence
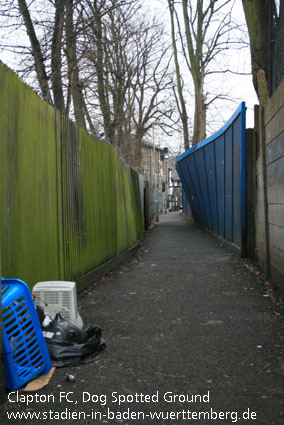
[0,62,147,290]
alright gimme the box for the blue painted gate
[176,103,246,255]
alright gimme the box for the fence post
[245,128,256,258]
[255,105,270,276]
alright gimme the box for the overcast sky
[0,0,258,153]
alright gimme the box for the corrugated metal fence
[176,103,246,255]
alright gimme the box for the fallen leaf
[223,291,238,296]
[200,320,224,326]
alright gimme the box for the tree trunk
[193,72,206,144]
[18,0,52,103]
[65,0,86,129]
[92,3,113,142]
[242,0,273,97]
[168,0,189,151]
[51,0,66,113]
[134,125,146,167]
[182,0,206,145]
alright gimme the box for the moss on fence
[0,61,146,289]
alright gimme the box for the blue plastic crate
[1,278,51,389]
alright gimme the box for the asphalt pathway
[1,211,283,425]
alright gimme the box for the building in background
[141,141,169,214]
[167,159,182,211]
[125,137,182,215]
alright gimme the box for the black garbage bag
[44,312,88,343]
[43,313,105,367]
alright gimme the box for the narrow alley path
[1,212,283,425]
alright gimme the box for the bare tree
[1,0,178,163]
[131,19,175,139]
[168,0,189,150]
[82,1,175,161]
[51,0,66,112]
[168,0,245,146]
[17,0,53,103]
[2,1,88,126]
[65,0,86,129]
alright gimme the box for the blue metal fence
[176,103,246,255]
[182,187,192,218]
